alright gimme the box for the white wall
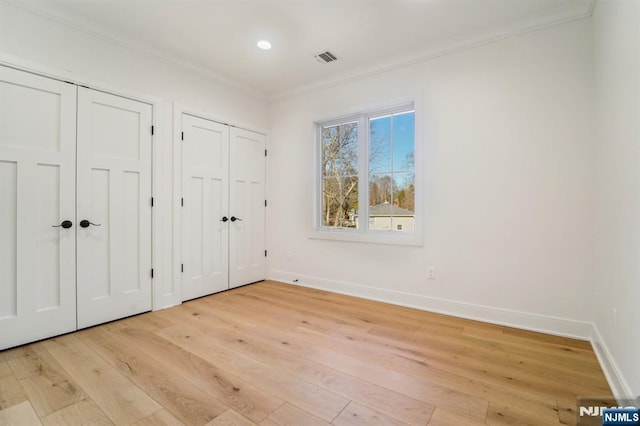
[0,2,268,128]
[592,0,640,398]
[0,1,269,309]
[268,20,595,336]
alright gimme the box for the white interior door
[229,128,266,288]
[0,66,77,349]
[76,87,153,329]
[182,114,229,300]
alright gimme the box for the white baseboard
[591,324,634,401]
[268,269,631,400]
[268,270,593,339]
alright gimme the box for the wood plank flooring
[0,281,612,425]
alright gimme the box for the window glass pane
[322,176,358,228]
[369,172,414,231]
[393,172,415,213]
[321,121,359,229]
[369,116,392,173]
[392,111,415,172]
[368,110,415,232]
[393,172,415,232]
[392,216,413,232]
[369,173,393,207]
[369,173,394,231]
[321,122,358,177]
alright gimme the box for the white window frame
[311,101,423,246]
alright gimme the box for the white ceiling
[7,0,593,98]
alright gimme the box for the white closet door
[182,114,229,300]
[229,128,266,288]
[0,66,77,349]
[76,87,153,329]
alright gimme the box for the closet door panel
[0,66,77,350]
[76,87,152,329]
[229,128,266,288]
[182,114,229,300]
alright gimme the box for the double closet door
[0,66,152,350]
[181,113,266,301]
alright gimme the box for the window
[314,103,420,245]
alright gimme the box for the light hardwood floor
[0,281,612,425]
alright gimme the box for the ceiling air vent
[315,51,338,64]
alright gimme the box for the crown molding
[2,0,595,103]
[1,0,269,101]
[270,0,596,102]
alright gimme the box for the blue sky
[369,111,415,175]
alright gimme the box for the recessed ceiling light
[257,40,272,50]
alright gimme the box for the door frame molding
[172,103,268,306]
[0,53,165,312]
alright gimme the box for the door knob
[221,216,229,222]
[230,216,242,222]
[80,220,101,228]
[52,220,73,229]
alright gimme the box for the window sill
[309,228,423,246]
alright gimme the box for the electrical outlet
[285,250,293,261]
[612,308,618,329]
[427,267,435,280]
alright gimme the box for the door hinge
[151,197,154,207]
[265,149,267,157]
[265,200,267,207]
[265,250,268,257]
[151,268,154,278]
[181,198,184,207]
[181,131,184,141]
[151,125,154,136]
[181,263,184,273]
